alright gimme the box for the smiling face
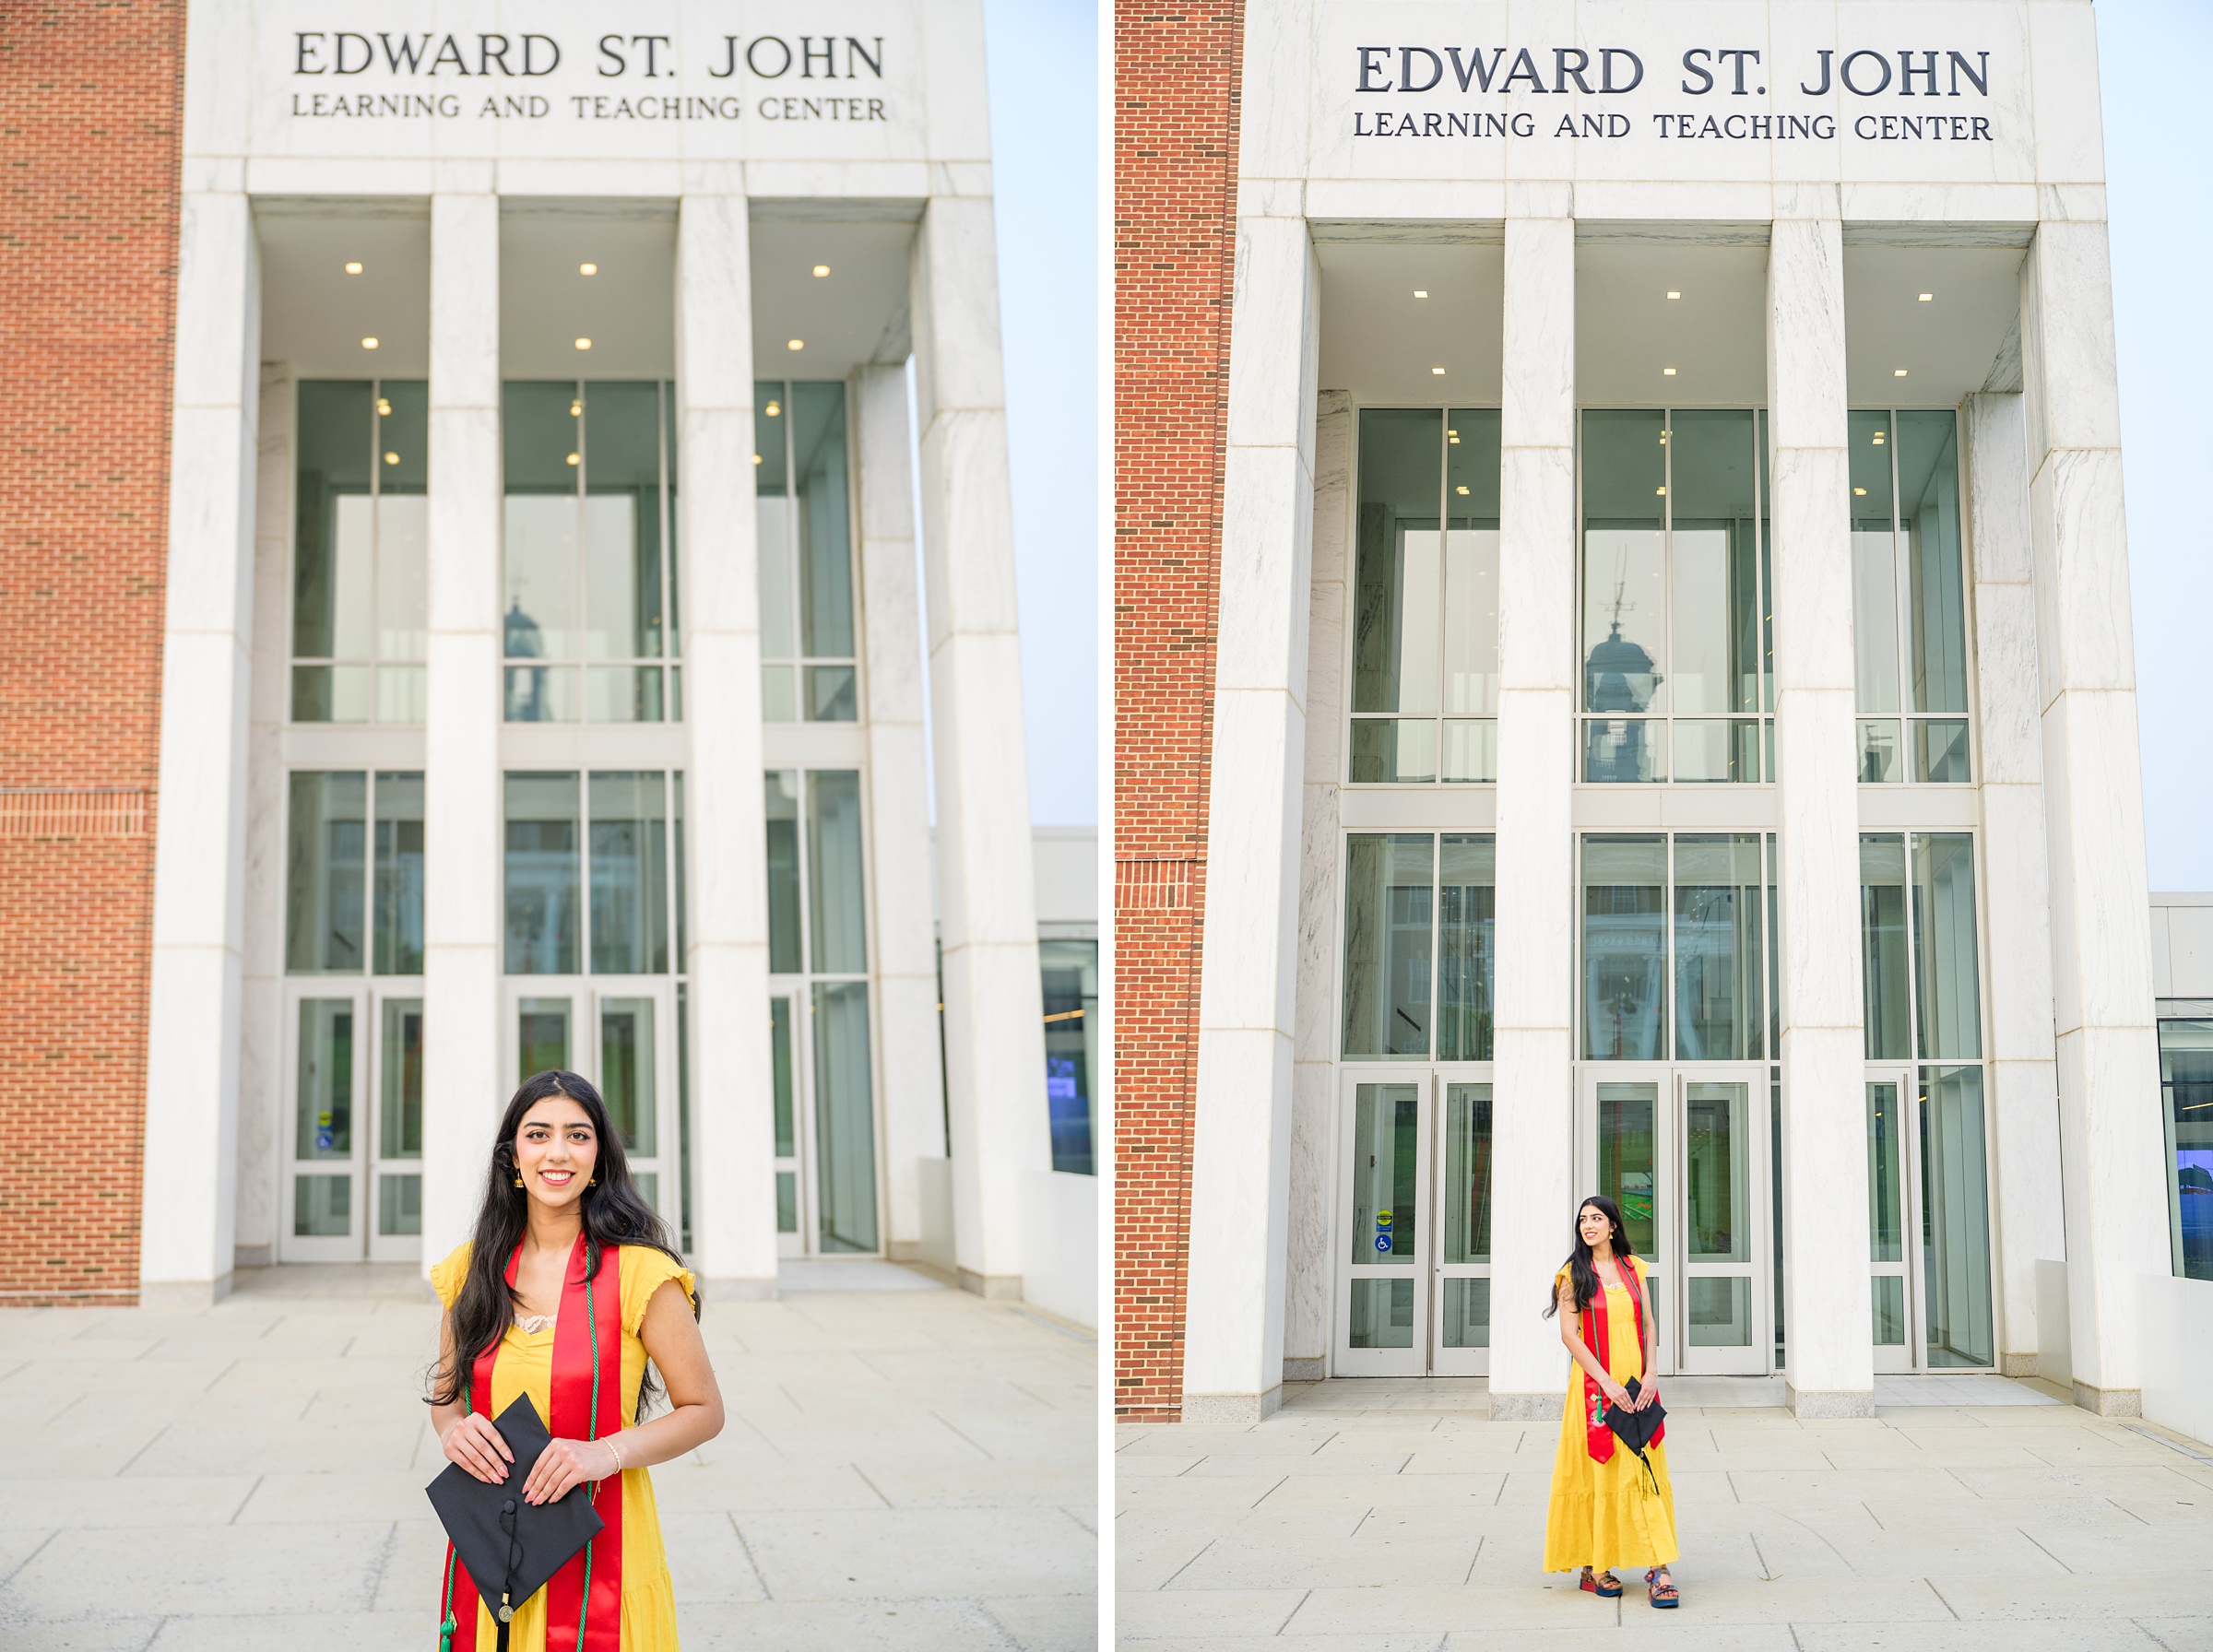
[513,1094,598,1212]
[1579,1202,1614,1252]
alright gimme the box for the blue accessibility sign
[1374,1233,1392,1253]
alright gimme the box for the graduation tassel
[439,1612,456,1652]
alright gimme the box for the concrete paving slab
[2,1272,1094,1646]
[1117,1587,1305,1639]
[1792,1624,2168,1651]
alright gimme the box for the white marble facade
[1199,0,2167,1420]
[138,0,1050,1304]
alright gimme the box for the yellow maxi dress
[432,1243,695,1652]
[1541,1254,1679,1575]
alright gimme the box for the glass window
[1342,834,1435,1058]
[812,980,877,1252]
[588,773,669,975]
[757,382,858,723]
[517,997,571,1079]
[379,997,424,1162]
[286,772,366,974]
[1042,938,1098,1175]
[1911,833,1982,1060]
[296,998,354,1162]
[1580,409,1769,784]
[1437,835,1494,1061]
[1673,835,1765,1061]
[293,381,427,724]
[373,772,424,975]
[765,772,802,973]
[806,771,867,974]
[1440,1083,1493,1263]
[1349,407,1500,783]
[1596,1081,1658,1257]
[771,996,798,1233]
[1350,1082,1419,1264]
[1860,835,1911,1059]
[2160,1018,2213,1280]
[1852,408,1970,783]
[504,773,580,974]
[599,997,657,1154]
[1582,836,1666,1059]
[1921,1065,1994,1366]
[503,381,676,723]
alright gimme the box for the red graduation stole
[444,1235,626,1652]
[1580,1258,1663,1464]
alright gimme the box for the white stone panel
[1767,214,1873,1412]
[420,193,505,1272]
[1185,1024,1296,1410]
[1487,208,1577,1409]
[676,196,776,1293]
[910,195,1048,1291]
[856,361,943,1257]
[141,191,259,1300]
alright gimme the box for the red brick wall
[1113,4,1243,1421]
[0,3,184,1301]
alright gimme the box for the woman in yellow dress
[1541,1195,1680,1608]
[428,1070,725,1650]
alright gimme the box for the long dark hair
[1541,1195,1636,1319]
[429,1070,692,1412]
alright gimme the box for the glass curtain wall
[293,380,428,722]
[503,382,680,724]
[1042,938,1100,1175]
[765,769,879,1252]
[1852,409,1970,783]
[1580,833,1776,1060]
[1348,408,1502,783]
[756,383,859,722]
[1580,410,1770,782]
[1859,831,1994,1364]
[2159,1017,2213,1280]
[1342,833,1494,1059]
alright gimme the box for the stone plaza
[1117,1379,2213,1649]
[1,1262,1095,1650]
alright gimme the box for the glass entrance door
[1578,1068,1769,1375]
[280,987,423,1263]
[1866,1067,1996,1370]
[504,982,680,1223]
[1332,1070,1494,1377]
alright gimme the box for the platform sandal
[1644,1567,1679,1608]
[1579,1567,1623,1599]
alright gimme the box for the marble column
[1486,195,1580,1420]
[908,192,1050,1297]
[676,194,778,1298]
[235,363,297,1271]
[1965,390,2066,1375]
[2018,218,2171,1414]
[140,189,260,1309]
[1181,213,1319,1422]
[1766,207,1874,1417]
[420,188,505,1274]
[854,360,946,1259]
[1284,387,1352,1383]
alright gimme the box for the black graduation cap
[426,1394,604,1628]
[1603,1376,1668,1495]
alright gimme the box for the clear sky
[982,0,1098,827]
[2102,0,2212,891]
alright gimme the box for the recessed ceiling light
[1918,292,1933,301]
[1414,289,1428,298]
[1873,433,1885,445]
[764,400,781,417]
[384,452,398,466]
[344,261,363,275]
[752,453,763,465]
[1854,486,1868,495]
[571,400,583,417]
[1893,368,1908,376]
[361,336,379,349]
[575,337,592,350]
[1667,290,1681,300]
[788,338,805,351]
[813,265,831,277]
[1663,367,1677,376]
[1456,485,1469,495]
[580,263,598,276]
[566,453,581,466]
[1431,366,1445,375]
[1655,487,1666,496]
[377,398,392,416]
